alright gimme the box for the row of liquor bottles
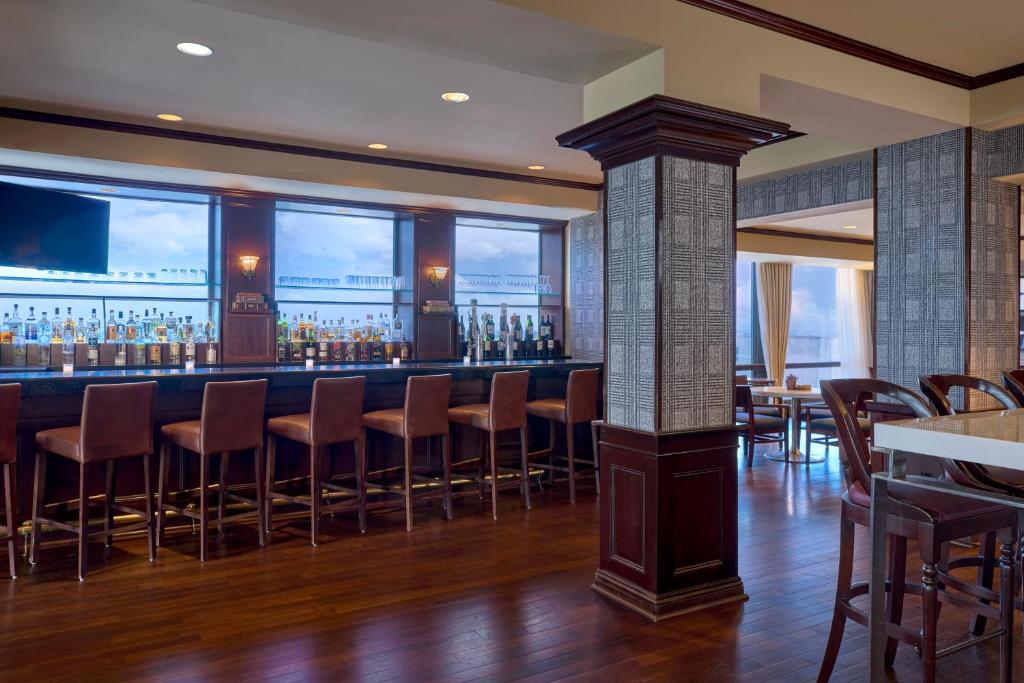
[0,304,218,368]
[275,311,412,363]
[458,302,561,360]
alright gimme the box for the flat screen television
[0,180,110,274]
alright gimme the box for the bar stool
[362,374,452,532]
[526,368,599,503]
[157,379,267,562]
[266,376,367,545]
[30,381,158,581]
[0,384,20,579]
[448,370,530,520]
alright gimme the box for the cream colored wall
[583,48,665,121]
[737,231,873,263]
[971,77,1024,128]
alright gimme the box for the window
[736,260,755,364]
[787,265,840,386]
[274,202,403,334]
[0,175,215,338]
[454,218,546,335]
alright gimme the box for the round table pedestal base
[763,449,826,464]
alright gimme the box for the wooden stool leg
[477,429,485,501]
[309,445,321,547]
[441,432,454,521]
[566,422,576,504]
[357,431,367,534]
[591,421,600,495]
[254,446,266,548]
[921,557,939,683]
[547,421,556,485]
[489,431,499,521]
[217,452,229,533]
[519,426,531,510]
[104,460,116,548]
[199,454,209,562]
[884,535,907,667]
[143,453,155,563]
[29,450,47,566]
[971,531,997,636]
[999,532,1015,683]
[4,463,17,579]
[817,506,854,682]
[77,463,89,581]
[265,433,276,536]
[156,444,170,548]
[403,438,414,533]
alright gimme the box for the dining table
[750,385,823,463]
[869,408,1024,682]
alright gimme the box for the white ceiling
[746,0,1024,76]
[757,207,874,238]
[0,0,656,181]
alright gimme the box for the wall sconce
[429,265,449,286]
[239,254,260,279]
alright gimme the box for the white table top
[874,408,1024,472]
[750,386,821,400]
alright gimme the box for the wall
[567,196,604,361]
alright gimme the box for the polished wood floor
[2,438,1021,682]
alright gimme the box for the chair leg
[566,423,576,504]
[489,431,499,521]
[999,532,1015,683]
[309,445,321,547]
[254,446,266,548]
[921,558,939,683]
[817,506,854,683]
[403,438,414,533]
[591,421,600,495]
[547,421,556,485]
[77,464,89,581]
[477,429,486,501]
[143,453,155,563]
[884,535,907,667]
[805,422,811,457]
[217,452,229,534]
[29,450,47,566]
[104,460,116,548]
[265,433,276,536]
[745,433,754,468]
[519,426,531,510]
[4,463,17,579]
[156,444,170,548]
[441,432,454,521]
[970,531,997,636]
[199,454,209,562]
[356,431,367,533]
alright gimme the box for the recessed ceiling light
[527,165,545,171]
[367,143,389,150]
[157,113,183,122]
[99,187,118,193]
[176,42,213,56]
[842,224,858,230]
[441,92,469,103]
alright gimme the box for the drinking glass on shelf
[169,268,178,281]
[160,268,169,282]
[200,269,208,284]
[345,275,354,286]
[134,271,144,281]
[279,275,288,286]
[300,277,311,286]
[179,266,188,282]
[147,272,157,282]
[118,271,129,280]
[190,269,199,282]
[330,278,339,287]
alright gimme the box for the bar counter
[5,359,603,521]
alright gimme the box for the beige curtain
[836,268,872,378]
[756,262,792,386]
[860,269,875,374]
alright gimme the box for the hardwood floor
[1,438,1020,681]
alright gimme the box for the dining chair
[735,384,788,467]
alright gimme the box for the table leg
[762,396,825,464]
[869,474,889,682]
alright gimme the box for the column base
[592,568,747,622]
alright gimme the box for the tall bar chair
[816,378,1016,683]
[266,376,367,545]
[525,368,600,503]
[0,384,20,579]
[448,370,530,520]
[362,374,453,532]
[157,379,267,562]
[31,381,158,581]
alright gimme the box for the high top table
[870,409,1024,681]
[750,385,823,463]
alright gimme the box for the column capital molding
[557,94,790,170]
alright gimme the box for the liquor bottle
[0,314,10,345]
[155,312,168,343]
[37,309,52,367]
[86,309,100,366]
[525,315,535,350]
[50,308,62,344]
[9,304,23,340]
[105,310,117,343]
[167,311,178,340]
[484,313,495,341]
[25,306,38,343]
[317,315,328,363]
[63,307,75,342]
[496,303,509,359]
[115,312,126,342]
[185,318,196,365]
[204,318,217,363]
[276,314,288,363]
[141,309,153,341]
[62,326,75,367]
[75,317,86,344]
[546,315,557,355]
[393,313,404,342]
[457,315,465,343]
[11,309,25,367]
[168,335,181,365]
[114,311,127,366]
[512,314,523,358]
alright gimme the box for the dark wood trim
[0,106,603,192]
[678,0,1024,91]
[736,226,873,246]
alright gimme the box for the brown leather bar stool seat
[362,374,453,532]
[525,368,600,503]
[31,382,158,580]
[0,384,19,579]
[448,370,530,520]
[266,376,367,546]
[157,379,268,562]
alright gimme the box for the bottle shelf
[454,289,562,298]
[0,275,212,287]
[277,284,413,293]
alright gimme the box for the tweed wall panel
[985,123,1024,179]
[968,128,1020,409]
[875,129,968,400]
[659,156,735,431]
[568,194,604,362]
[606,157,657,431]
[736,156,872,221]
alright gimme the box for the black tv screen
[0,180,110,274]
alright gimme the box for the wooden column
[558,95,789,620]
[220,197,275,363]
[413,213,456,359]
